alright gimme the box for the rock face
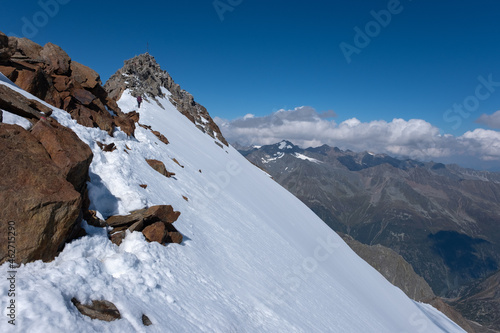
[104,53,228,146]
[107,205,182,246]
[0,31,137,137]
[0,124,83,264]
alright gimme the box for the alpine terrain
[0,32,467,332]
[238,140,500,332]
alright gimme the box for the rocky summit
[104,53,228,146]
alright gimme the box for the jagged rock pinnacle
[104,53,228,146]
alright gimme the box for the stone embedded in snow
[142,222,166,243]
[142,314,152,326]
[107,205,182,245]
[96,141,116,152]
[146,158,175,178]
[165,231,183,244]
[71,298,121,322]
[151,129,169,145]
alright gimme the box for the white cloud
[215,106,500,169]
[476,110,500,129]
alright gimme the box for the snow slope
[0,78,465,332]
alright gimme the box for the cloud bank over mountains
[215,106,500,170]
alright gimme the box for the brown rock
[85,210,106,228]
[172,158,184,168]
[165,231,183,244]
[126,111,140,123]
[30,118,93,193]
[52,75,72,92]
[142,222,166,243]
[28,98,52,115]
[70,61,101,89]
[71,105,94,127]
[0,65,16,78]
[110,231,126,246]
[114,113,136,137]
[11,67,50,101]
[144,205,180,224]
[96,141,116,152]
[139,184,148,189]
[146,159,175,178]
[72,88,96,105]
[40,42,71,75]
[14,37,43,60]
[151,130,169,145]
[91,108,115,135]
[0,84,44,120]
[0,32,16,62]
[0,124,82,264]
[71,298,121,322]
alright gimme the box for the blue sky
[2,0,500,169]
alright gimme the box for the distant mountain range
[238,140,500,331]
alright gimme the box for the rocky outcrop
[107,205,182,246]
[0,124,83,264]
[71,298,121,322]
[0,31,137,137]
[104,53,228,145]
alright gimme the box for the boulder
[14,37,43,60]
[40,42,71,75]
[165,231,183,244]
[70,61,100,89]
[30,118,93,193]
[71,298,121,322]
[0,124,82,264]
[142,222,166,243]
[10,67,51,101]
[143,205,180,224]
[146,159,175,177]
[72,88,96,106]
[114,113,136,137]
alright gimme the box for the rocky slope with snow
[104,53,227,146]
[0,35,466,332]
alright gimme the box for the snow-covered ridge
[0,76,464,332]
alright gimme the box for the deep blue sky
[2,0,500,137]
